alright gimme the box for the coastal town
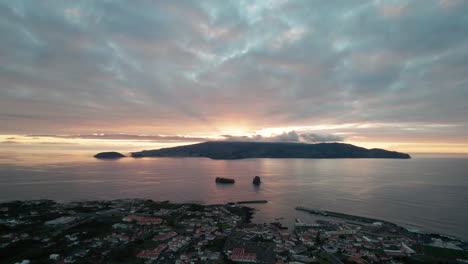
[0,199,467,264]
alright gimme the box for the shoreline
[295,206,465,243]
[1,198,464,242]
[1,198,466,264]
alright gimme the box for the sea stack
[215,177,235,184]
[253,176,261,185]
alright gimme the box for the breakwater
[295,206,400,228]
[237,200,268,204]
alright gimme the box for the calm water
[0,151,467,240]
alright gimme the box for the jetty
[295,207,400,228]
[296,207,328,216]
[237,200,268,204]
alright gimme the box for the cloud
[25,131,343,144]
[222,131,344,143]
[1,141,20,144]
[26,134,211,142]
[300,133,344,142]
[379,4,408,18]
[0,0,466,147]
[0,140,76,145]
[275,131,301,142]
[37,142,77,145]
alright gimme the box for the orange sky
[1,129,467,154]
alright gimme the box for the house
[45,217,77,226]
[230,248,257,263]
[138,217,162,225]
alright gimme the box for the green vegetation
[319,255,333,264]
[143,239,160,249]
[164,215,179,226]
[0,238,80,264]
[370,248,384,256]
[423,245,468,259]
[108,243,142,264]
[131,141,411,159]
[187,203,205,212]
[219,223,231,231]
[407,255,452,264]
[70,219,113,238]
[0,200,56,217]
[206,238,226,252]
[252,236,272,243]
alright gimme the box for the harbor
[296,206,403,229]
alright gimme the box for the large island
[130,141,411,159]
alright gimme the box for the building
[230,248,257,263]
[44,216,77,226]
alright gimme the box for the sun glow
[216,127,253,137]
[0,135,200,152]
[1,130,468,154]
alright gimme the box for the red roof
[153,231,177,240]
[230,248,257,262]
[137,250,159,258]
[155,243,167,252]
[138,217,162,225]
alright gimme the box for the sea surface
[0,151,467,240]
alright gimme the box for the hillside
[130,141,411,160]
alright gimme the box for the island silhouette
[96,141,410,160]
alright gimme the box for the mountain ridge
[129,141,411,160]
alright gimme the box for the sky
[1,0,467,153]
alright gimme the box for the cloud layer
[23,131,343,143]
[223,131,344,143]
[0,0,467,151]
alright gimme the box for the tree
[316,231,321,246]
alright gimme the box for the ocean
[0,151,467,240]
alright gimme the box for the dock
[237,200,268,204]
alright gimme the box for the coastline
[1,199,466,264]
[1,198,464,242]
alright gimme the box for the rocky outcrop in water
[253,176,261,185]
[215,177,235,184]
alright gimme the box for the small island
[94,152,126,159]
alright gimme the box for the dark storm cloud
[0,0,467,142]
